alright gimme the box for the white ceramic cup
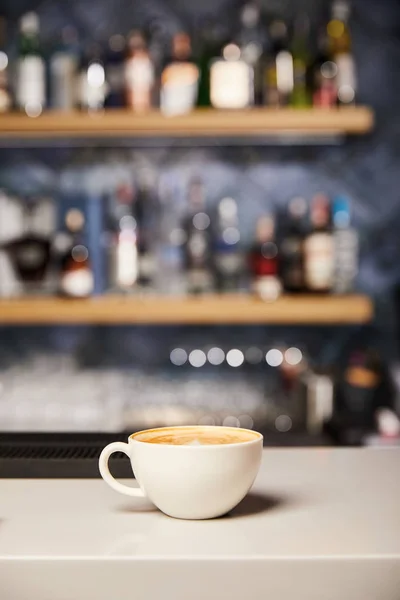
[99,425,263,520]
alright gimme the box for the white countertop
[1,448,399,600]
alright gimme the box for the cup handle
[99,442,145,498]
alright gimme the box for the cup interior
[130,425,262,446]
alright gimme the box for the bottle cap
[333,195,351,228]
[241,3,260,28]
[20,12,39,34]
[256,215,274,242]
[172,32,191,59]
[65,209,85,233]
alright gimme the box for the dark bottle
[49,25,79,110]
[125,30,154,113]
[263,21,293,107]
[133,175,158,289]
[290,15,312,108]
[213,197,243,292]
[161,33,200,116]
[249,215,282,301]
[303,194,334,294]
[0,16,11,113]
[280,197,307,293]
[59,209,94,298]
[329,350,388,445]
[327,0,356,105]
[3,198,52,290]
[16,12,45,115]
[105,34,126,108]
[312,28,337,108]
[183,178,213,295]
[237,2,265,105]
[78,43,107,112]
[197,20,224,107]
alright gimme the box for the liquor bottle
[213,197,243,292]
[16,12,46,116]
[78,43,107,112]
[236,2,265,105]
[134,175,158,289]
[249,215,282,301]
[108,185,138,292]
[263,21,293,107]
[197,20,224,107]
[161,33,199,116]
[59,209,94,298]
[280,197,307,293]
[183,177,213,295]
[125,30,154,113]
[327,0,356,105]
[332,195,358,294]
[303,194,334,293]
[49,26,79,110]
[329,350,385,444]
[105,34,126,108]
[290,15,312,108]
[312,28,337,108]
[0,16,11,113]
[210,42,253,109]
[3,198,52,292]
[0,190,23,296]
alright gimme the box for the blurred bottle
[249,215,282,301]
[0,16,11,112]
[312,27,338,107]
[237,2,265,105]
[16,12,45,116]
[303,194,334,294]
[108,185,138,292]
[263,21,292,107]
[161,33,199,116]
[3,197,52,292]
[332,195,358,294]
[327,0,356,105]
[210,42,253,109]
[134,175,158,289]
[213,197,243,292]
[290,15,312,107]
[49,26,79,110]
[125,30,154,113]
[197,20,224,107]
[105,34,126,108]
[0,190,24,296]
[78,43,107,112]
[183,177,213,295]
[280,197,307,293]
[59,209,94,298]
[328,350,386,445]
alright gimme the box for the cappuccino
[100,424,263,518]
[132,426,260,446]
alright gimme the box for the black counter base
[0,431,330,478]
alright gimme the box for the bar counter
[1,448,399,599]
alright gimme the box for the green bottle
[290,15,312,108]
[197,21,224,107]
[16,12,45,115]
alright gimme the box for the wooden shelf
[0,107,374,139]
[0,294,373,325]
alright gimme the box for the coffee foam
[132,426,260,446]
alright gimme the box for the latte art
[132,426,260,446]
